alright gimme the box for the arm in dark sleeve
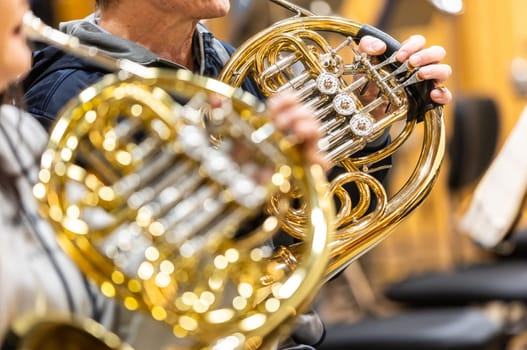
[24,68,106,130]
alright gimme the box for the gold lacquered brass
[4,314,133,350]
[24,12,334,350]
[219,0,446,279]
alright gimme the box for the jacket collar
[59,13,230,76]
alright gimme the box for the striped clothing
[0,104,116,338]
[0,105,175,349]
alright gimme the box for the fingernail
[431,89,443,100]
[395,49,407,61]
[409,54,422,66]
[372,40,385,51]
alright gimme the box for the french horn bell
[22,12,334,350]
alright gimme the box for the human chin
[218,0,231,13]
[205,0,230,17]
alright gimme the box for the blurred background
[32,0,527,348]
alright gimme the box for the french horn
[218,0,446,279]
[22,12,334,350]
[2,313,133,350]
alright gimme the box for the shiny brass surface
[5,314,133,350]
[219,0,446,280]
[24,12,334,350]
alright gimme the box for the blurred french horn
[218,0,446,279]
[22,12,334,350]
[2,313,133,350]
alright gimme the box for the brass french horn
[218,0,446,279]
[2,313,132,350]
[23,12,333,350]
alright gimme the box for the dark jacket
[23,14,262,130]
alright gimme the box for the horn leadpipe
[269,0,315,16]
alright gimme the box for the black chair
[316,263,506,350]
[319,308,504,350]
[385,260,527,307]
[381,97,527,348]
[318,96,513,350]
[383,96,527,308]
[494,227,527,259]
[447,96,500,191]
[503,228,527,257]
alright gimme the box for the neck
[98,4,197,69]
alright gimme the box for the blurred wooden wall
[455,0,527,134]
[52,0,95,24]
